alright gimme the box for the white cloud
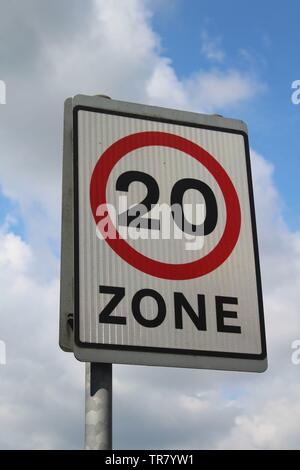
[201,30,225,63]
[146,61,261,113]
[0,227,85,449]
[145,58,187,108]
[184,70,263,111]
[218,388,300,450]
[0,231,32,274]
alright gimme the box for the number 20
[116,170,218,236]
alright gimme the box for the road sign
[61,94,267,372]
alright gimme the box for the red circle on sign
[90,131,241,280]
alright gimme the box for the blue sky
[151,0,300,229]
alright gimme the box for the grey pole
[85,362,112,450]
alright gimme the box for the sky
[0,0,300,449]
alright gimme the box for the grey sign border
[62,94,267,372]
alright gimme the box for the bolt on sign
[60,95,267,372]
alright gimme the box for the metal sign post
[85,362,112,450]
[60,94,267,450]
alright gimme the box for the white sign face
[72,98,266,371]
